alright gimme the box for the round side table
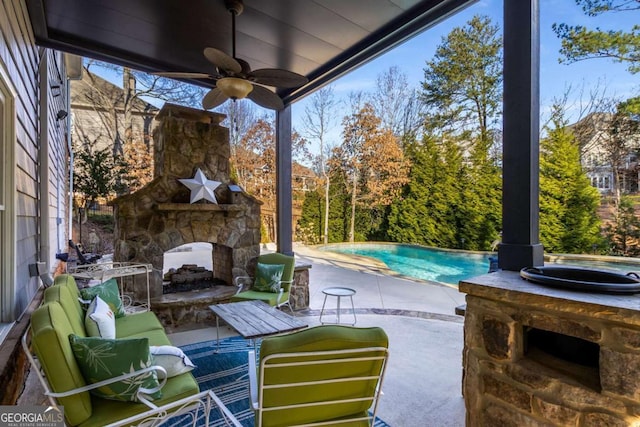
[320,287,357,325]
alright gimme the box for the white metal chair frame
[68,261,152,313]
[22,327,242,427]
[248,346,389,427]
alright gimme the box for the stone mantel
[157,203,245,212]
[460,271,640,326]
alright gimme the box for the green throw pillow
[69,334,162,402]
[253,263,284,293]
[80,278,125,318]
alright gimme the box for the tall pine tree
[540,107,602,253]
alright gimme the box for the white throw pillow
[149,346,196,378]
[85,296,116,339]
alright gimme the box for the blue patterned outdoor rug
[167,336,391,426]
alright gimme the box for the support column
[276,106,293,255]
[498,0,544,270]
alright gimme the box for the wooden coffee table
[209,300,308,352]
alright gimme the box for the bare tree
[303,86,338,244]
[371,66,423,141]
[336,99,409,242]
[217,100,259,160]
[77,60,208,194]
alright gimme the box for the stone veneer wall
[460,271,640,427]
[291,264,311,310]
[112,104,260,299]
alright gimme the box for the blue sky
[290,0,639,132]
[93,0,639,151]
[284,0,640,153]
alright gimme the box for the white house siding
[0,0,69,322]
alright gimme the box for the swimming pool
[321,243,493,285]
[321,243,640,286]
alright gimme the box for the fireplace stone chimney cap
[156,103,226,125]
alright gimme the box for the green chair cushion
[258,325,388,427]
[79,279,125,318]
[78,372,199,427]
[123,328,173,346]
[69,335,162,402]
[55,274,81,300]
[44,285,86,337]
[230,290,290,306]
[31,302,92,426]
[115,311,165,337]
[253,263,284,293]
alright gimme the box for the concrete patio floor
[170,243,468,426]
[20,242,468,426]
[294,243,467,426]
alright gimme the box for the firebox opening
[524,327,601,392]
[163,243,213,275]
[162,242,226,294]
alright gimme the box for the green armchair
[231,253,295,310]
[248,325,389,427]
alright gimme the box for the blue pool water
[323,243,492,285]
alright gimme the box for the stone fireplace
[112,103,261,303]
[460,271,640,426]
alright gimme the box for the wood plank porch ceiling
[26,0,475,105]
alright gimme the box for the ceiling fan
[154,0,308,110]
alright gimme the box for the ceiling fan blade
[247,85,284,110]
[202,88,229,110]
[204,47,242,74]
[153,72,214,79]
[248,68,308,88]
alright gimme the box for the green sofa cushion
[230,290,289,306]
[78,372,200,427]
[115,311,165,337]
[55,274,81,300]
[258,325,388,427]
[123,328,173,346]
[33,274,201,426]
[44,285,86,337]
[69,335,162,402]
[31,302,93,426]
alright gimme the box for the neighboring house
[71,69,158,156]
[571,113,640,194]
[0,0,72,402]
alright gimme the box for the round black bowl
[520,266,640,294]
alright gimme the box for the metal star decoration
[179,168,221,204]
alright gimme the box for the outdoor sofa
[24,274,238,426]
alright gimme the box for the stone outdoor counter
[459,270,640,427]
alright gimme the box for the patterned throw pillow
[150,346,196,378]
[85,296,116,339]
[80,278,125,318]
[253,263,285,293]
[69,335,162,402]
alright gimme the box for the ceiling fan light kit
[216,77,253,99]
[154,0,308,110]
